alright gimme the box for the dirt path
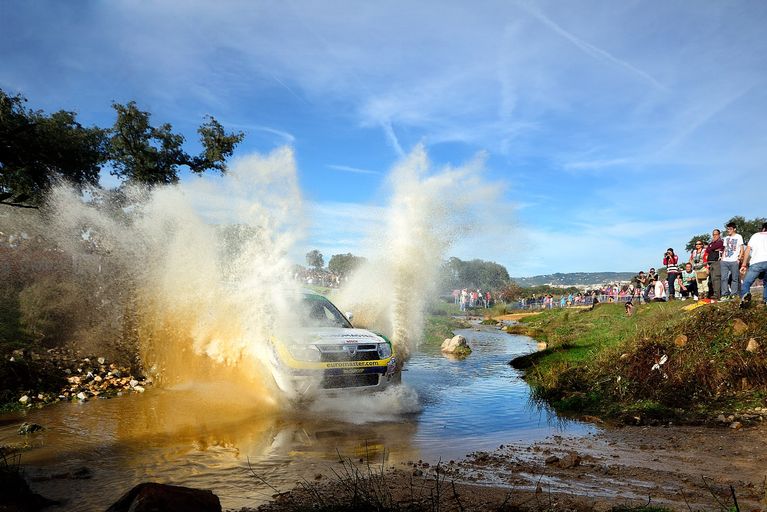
[446,421,767,510]
[258,422,767,511]
[494,312,542,322]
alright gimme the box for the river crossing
[0,325,594,510]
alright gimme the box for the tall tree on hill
[108,101,244,185]
[440,256,510,291]
[305,249,324,270]
[0,90,245,207]
[725,216,767,243]
[328,253,366,278]
[0,90,107,206]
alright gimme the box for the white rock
[133,385,146,393]
[97,357,105,365]
[76,392,87,401]
[19,395,29,404]
[129,379,139,388]
[441,335,471,355]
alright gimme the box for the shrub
[18,277,84,347]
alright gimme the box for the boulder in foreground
[106,482,221,512]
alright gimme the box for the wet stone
[558,452,582,469]
[18,422,44,435]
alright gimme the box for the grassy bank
[423,300,504,345]
[508,301,767,422]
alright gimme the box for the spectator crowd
[496,220,767,312]
[633,221,767,308]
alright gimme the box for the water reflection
[0,327,593,510]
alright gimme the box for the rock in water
[441,335,472,356]
[18,422,44,435]
[106,483,222,512]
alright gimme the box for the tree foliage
[305,249,324,269]
[497,281,524,302]
[441,257,510,291]
[726,215,767,243]
[0,89,244,206]
[108,101,243,185]
[328,253,366,277]
[0,90,107,205]
[684,233,711,252]
[683,217,766,252]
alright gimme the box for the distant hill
[511,272,636,287]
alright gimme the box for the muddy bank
[1,347,148,411]
[255,421,767,511]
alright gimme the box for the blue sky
[2,0,766,276]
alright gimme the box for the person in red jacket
[663,248,680,300]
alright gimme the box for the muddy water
[0,327,594,510]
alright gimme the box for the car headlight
[377,342,392,359]
[287,344,321,362]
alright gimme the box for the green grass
[511,301,767,421]
[424,315,469,345]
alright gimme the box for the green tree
[497,280,524,302]
[305,249,324,270]
[685,233,711,252]
[108,101,244,185]
[1,91,245,206]
[725,216,767,243]
[328,253,366,277]
[0,89,107,206]
[439,257,510,291]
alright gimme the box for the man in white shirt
[721,222,744,299]
[740,222,767,307]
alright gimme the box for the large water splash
[40,148,305,407]
[3,144,503,409]
[334,145,502,361]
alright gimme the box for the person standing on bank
[663,248,680,300]
[740,222,767,308]
[721,222,744,299]
[690,240,709,299]
[705,229,724,299]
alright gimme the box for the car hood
[285,327,387,346]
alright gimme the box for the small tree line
[684,216,767,251]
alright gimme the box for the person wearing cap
[721,222,744,299]
[740,221,767,307]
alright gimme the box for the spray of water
[334,145,502,361]
[41,148,305,408]
[3,144,503,415]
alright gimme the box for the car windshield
[300,295,352,328]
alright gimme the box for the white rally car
[267,291,399,397]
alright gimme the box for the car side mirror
[346,312,354,323]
